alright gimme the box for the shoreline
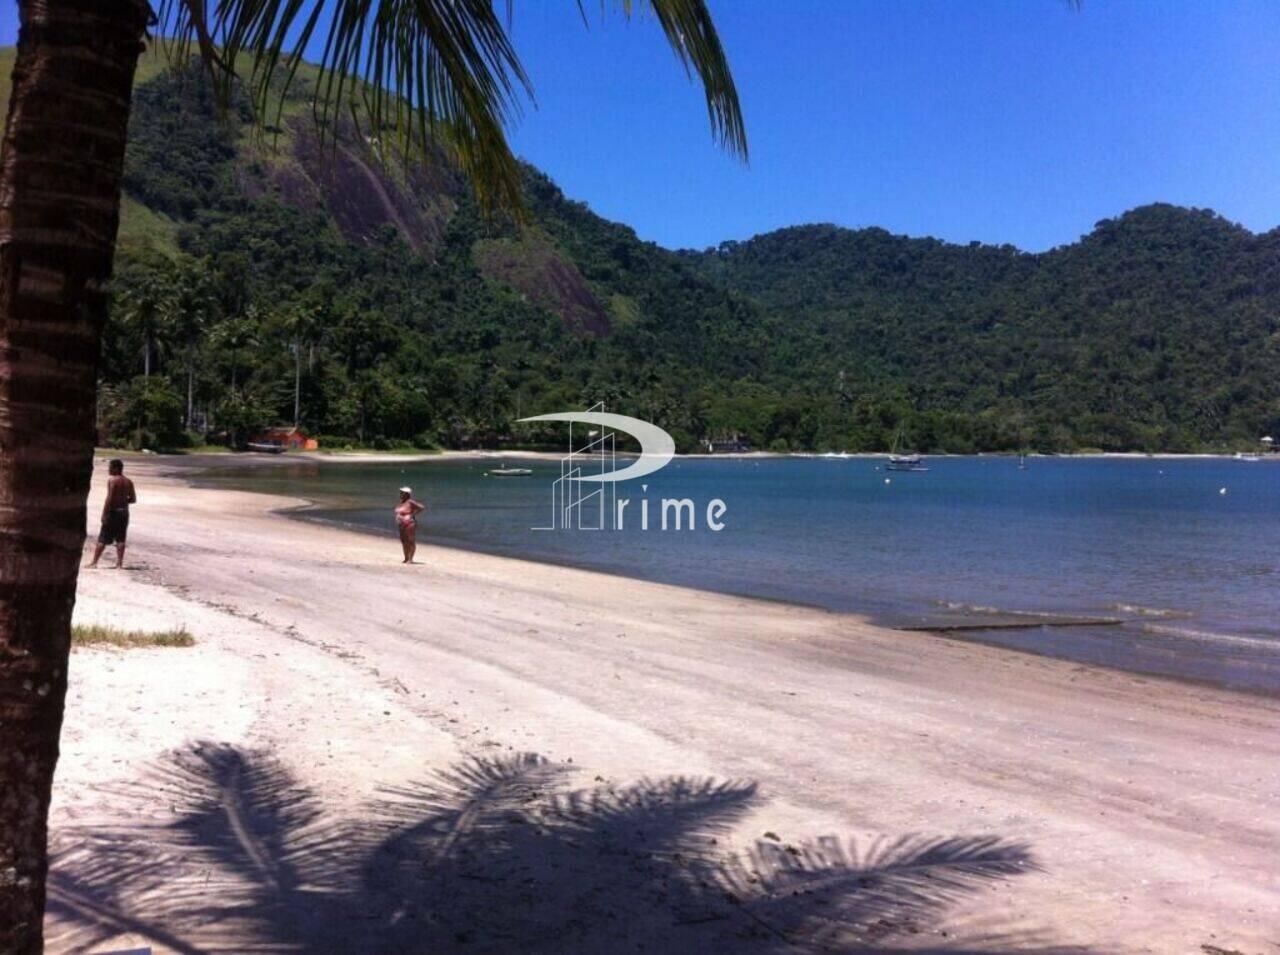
[49,458,1280,952]
[111,446,1280,466]
[277,496,1280,700]
[170,450,1280,698]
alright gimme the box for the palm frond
[153,0,746,217]
[600,0,748,160]
[154,0,531,215]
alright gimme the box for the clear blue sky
[4,1,1279,251]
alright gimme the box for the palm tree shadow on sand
[48,744,1093,953]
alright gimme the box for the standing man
[88,458,136,569]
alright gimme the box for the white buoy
[884,477,891,485]
[1219,486,1227,495]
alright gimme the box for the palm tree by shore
[0,2,745,949]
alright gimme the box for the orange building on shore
[249,427,319,451]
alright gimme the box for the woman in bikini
[394,486,425,563]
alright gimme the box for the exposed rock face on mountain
[473,235,612,336]
[280,124,463,256]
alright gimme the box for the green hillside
[4,47,1273,452]
[90,55,781,452]
[683,208,1280,450]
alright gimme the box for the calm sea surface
[196,456,1280,694]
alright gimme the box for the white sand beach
[45,457,1280,953]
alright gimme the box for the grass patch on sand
[72,624,195,649]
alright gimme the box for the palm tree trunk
[0,2,149,950]
[293,341,301,426]
[186,351,195,429]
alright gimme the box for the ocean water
[197,455,1280,694]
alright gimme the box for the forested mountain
[683,208,1280,451]
[7,48,1272,453]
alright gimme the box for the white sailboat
[886,428,929,472]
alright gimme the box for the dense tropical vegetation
[94,61,1279,456]
[685,209,1280,452]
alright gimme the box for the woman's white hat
[399,486,412,494]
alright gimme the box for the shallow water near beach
[199,455,1280,694]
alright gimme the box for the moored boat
[885,427,929,472]
[885,453,929,472]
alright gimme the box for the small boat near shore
[488,466,533,477]
[886,453,929,472]
[885,427,929,472]
[246,442,287,454]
